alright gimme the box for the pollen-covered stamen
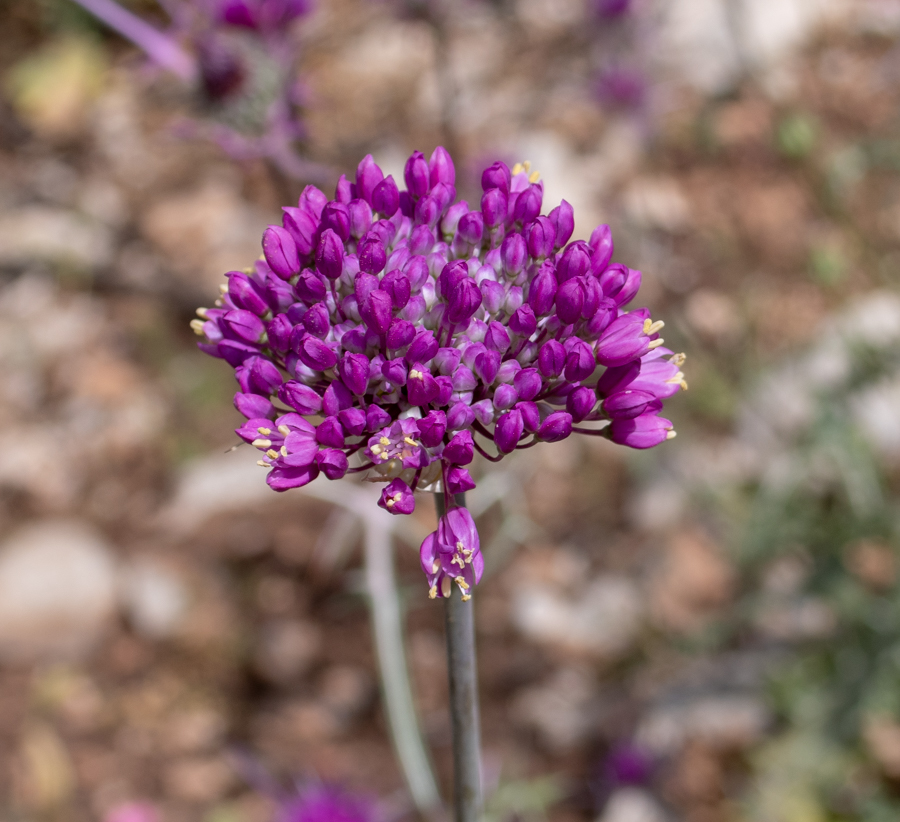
[252,438,273,448]
[429,582,438,599]
[266,448,279,459]
[666,430,677,440]
[666,371,689,391]
[258,427,272,436]
[643,318,665,336]
[648,339,665,349]
[441,576,452,598]
[454,575,470,591]
[278,424,291,436]
[409,370,424,380]
[190,319,206,336]
[385,492,404,509]
[671,352,686,367]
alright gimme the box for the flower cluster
[194,147,685,600]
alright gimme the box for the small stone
[0,521,117,661]
[253,620,321,685]
[162,756,235,803]
[844,539,897,590]
[120,559,189,639]
[319,665,373,718]
[597,788,669,822]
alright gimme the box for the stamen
[409,370,423,380]
[671,352,686,366]
[432,558,441,574]
[380,436,391,446]
[371,444,383,455]
[257,427,272,435]
[251,438,272,448]
[189,319,206,336]
[454,575,469,590]
[528,170,540,183]
[643,319,665,336]
[441,577,452,598]
[257,460,269,467]
[461,594,471,602]
[666,430,677,440]
[218,283,229,294]
[648,339,665,349]
[280,446,288,457]
[278,425,290,436]
[267,449,279,459]
[665,372,685,384]
[429,582,438,600]
[196,307,209,319]
[456,541,465,551]
[403,436,418,446]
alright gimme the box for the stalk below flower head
[194,147,686,601]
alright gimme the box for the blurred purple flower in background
[603,742,654,786]
[277,785,378,822]
[195,147,685,600]
[103,802,160,822]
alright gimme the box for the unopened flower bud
[495,409,524,453]
[404,151,430,198]
[538,410,573,442]
[263,226,300,279]
[501,233,527,276]
[418,409,447,447]
[316,229,344,281]
[372,175,400,217]
[481,188,508,229]
[548,199,574,249]
[356,154,384,205]
[279,380,324,414]
[443,430,474,465]
[481,161,511,193]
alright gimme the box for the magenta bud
[438,260,469,297]
[221,309,267,344]
[316,448,349,480]
[474,350,501,384]
[481,280,504,315]
[301,303,331,338]
[495,409,524,453]
[381,357,408,386]
[429,146,455,188]
[405,329,439,364]
[513,367,542,401]
[401,294,426,324]
[348,198,373,239]
[359,236,387,274]
[514,183,543,224]
[354,272,379,303]
[372,175,400,217]
[493,383,519,411]
[603,389,662,420]
[451,365,477,392]
[379,478,416,515]
[442,200,468,237]
[600,265,641,306]
[538,339,566,377]
[322,380,353,416]
[381,270,412,310]
[586,297,618,338]
[298,185,327,219]
[557,242,591,283]
[249,357,282,394]
[509,304,537,337]
[447,401,475,430]
[435,375,453,405]
[496,359,520,384]
[501,233,527,276]
[597,314,654,367]
[548,199,574,249]
[484,321,511,353]
[556,278,586,325]
[524,216,555,260]
[589,223,614,272]
[481,161,511,193]
[458,211,484,245]
[419,409,447,447]
[366,404,391,431]
[444,430,474,465]
[471,399,494,426]
[335,173,353,203]
[609,414,673,449]
[527,265,558,316]
[316,416,345,448]
[321,202,351,242]
[404,150,430,198]
[597,359,641,396]
[235,391,275,419]
[386,318,414,350]
[406,363,440,405]
[278,380,324,414]
[263,225,300,279]
[281,207,318,256]
[481,188,508,229]
[316,228,345,281]
[567,385,597,422]
[409,225,436,256]
[296,269,327,303]
[582,275,603,319]
[360,289,393,335]
[565,339,596,382]
[415,195,442,228]
[446,278,483,325]
[538,410,573,442]
[218,340,260,367]
[335,408,364,438]
[446,465,476,495]
[227,272,269,316]
[430,182,456,212]
[338,352,370,395]
[296,335,338,371]
[267,463,319,491]
[517,400,541,432]
[356,154,384,204]
[434,347,462,374]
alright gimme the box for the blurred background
[2,0,900,819]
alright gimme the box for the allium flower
[278,785,377,822]
[194,148,685,600]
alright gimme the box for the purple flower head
[277,784,377,822]
[195,147,683,601]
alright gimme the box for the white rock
[598,788,670,822]
[0,207,113,270]
[512,574,643,659]
[0,521,117,660]
[511,666,598,751]
[120,559,190,639]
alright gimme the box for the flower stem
[435,491,483,822]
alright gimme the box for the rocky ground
[1,1,900,820]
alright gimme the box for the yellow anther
[643,318,665,336]
[432,558,441,574]
[371,444,383,455]
[528,170,541,183]
[252,438,272,448]
[666,430,677,440]
[456,541,465,552]
[189,319,206,336]
[409,369,423,380]
[196,307,209,319]
[680,379,688,391]
[454,576,469,590]
[429,583,438,600]
[648,339,665,349]
[280,446,288,457]
[257,460,269,467]
[380,436,391,446]
[441,577,452,598]
[671,352,686,366]
[665,372,685,385]
[386,498,395,508]
[257,427,272,435]
[219,283,229,294]
[461,594,472,602]
[404,436,418,446]
[452,555,465,567]
[278,425,291,436]
[267,449,279,459]
[512,160,532,176]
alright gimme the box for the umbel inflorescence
[194,147,686,601]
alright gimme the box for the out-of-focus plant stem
[435,491,483,822]
[69,0,195,79]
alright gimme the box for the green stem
[435,492,483,822]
